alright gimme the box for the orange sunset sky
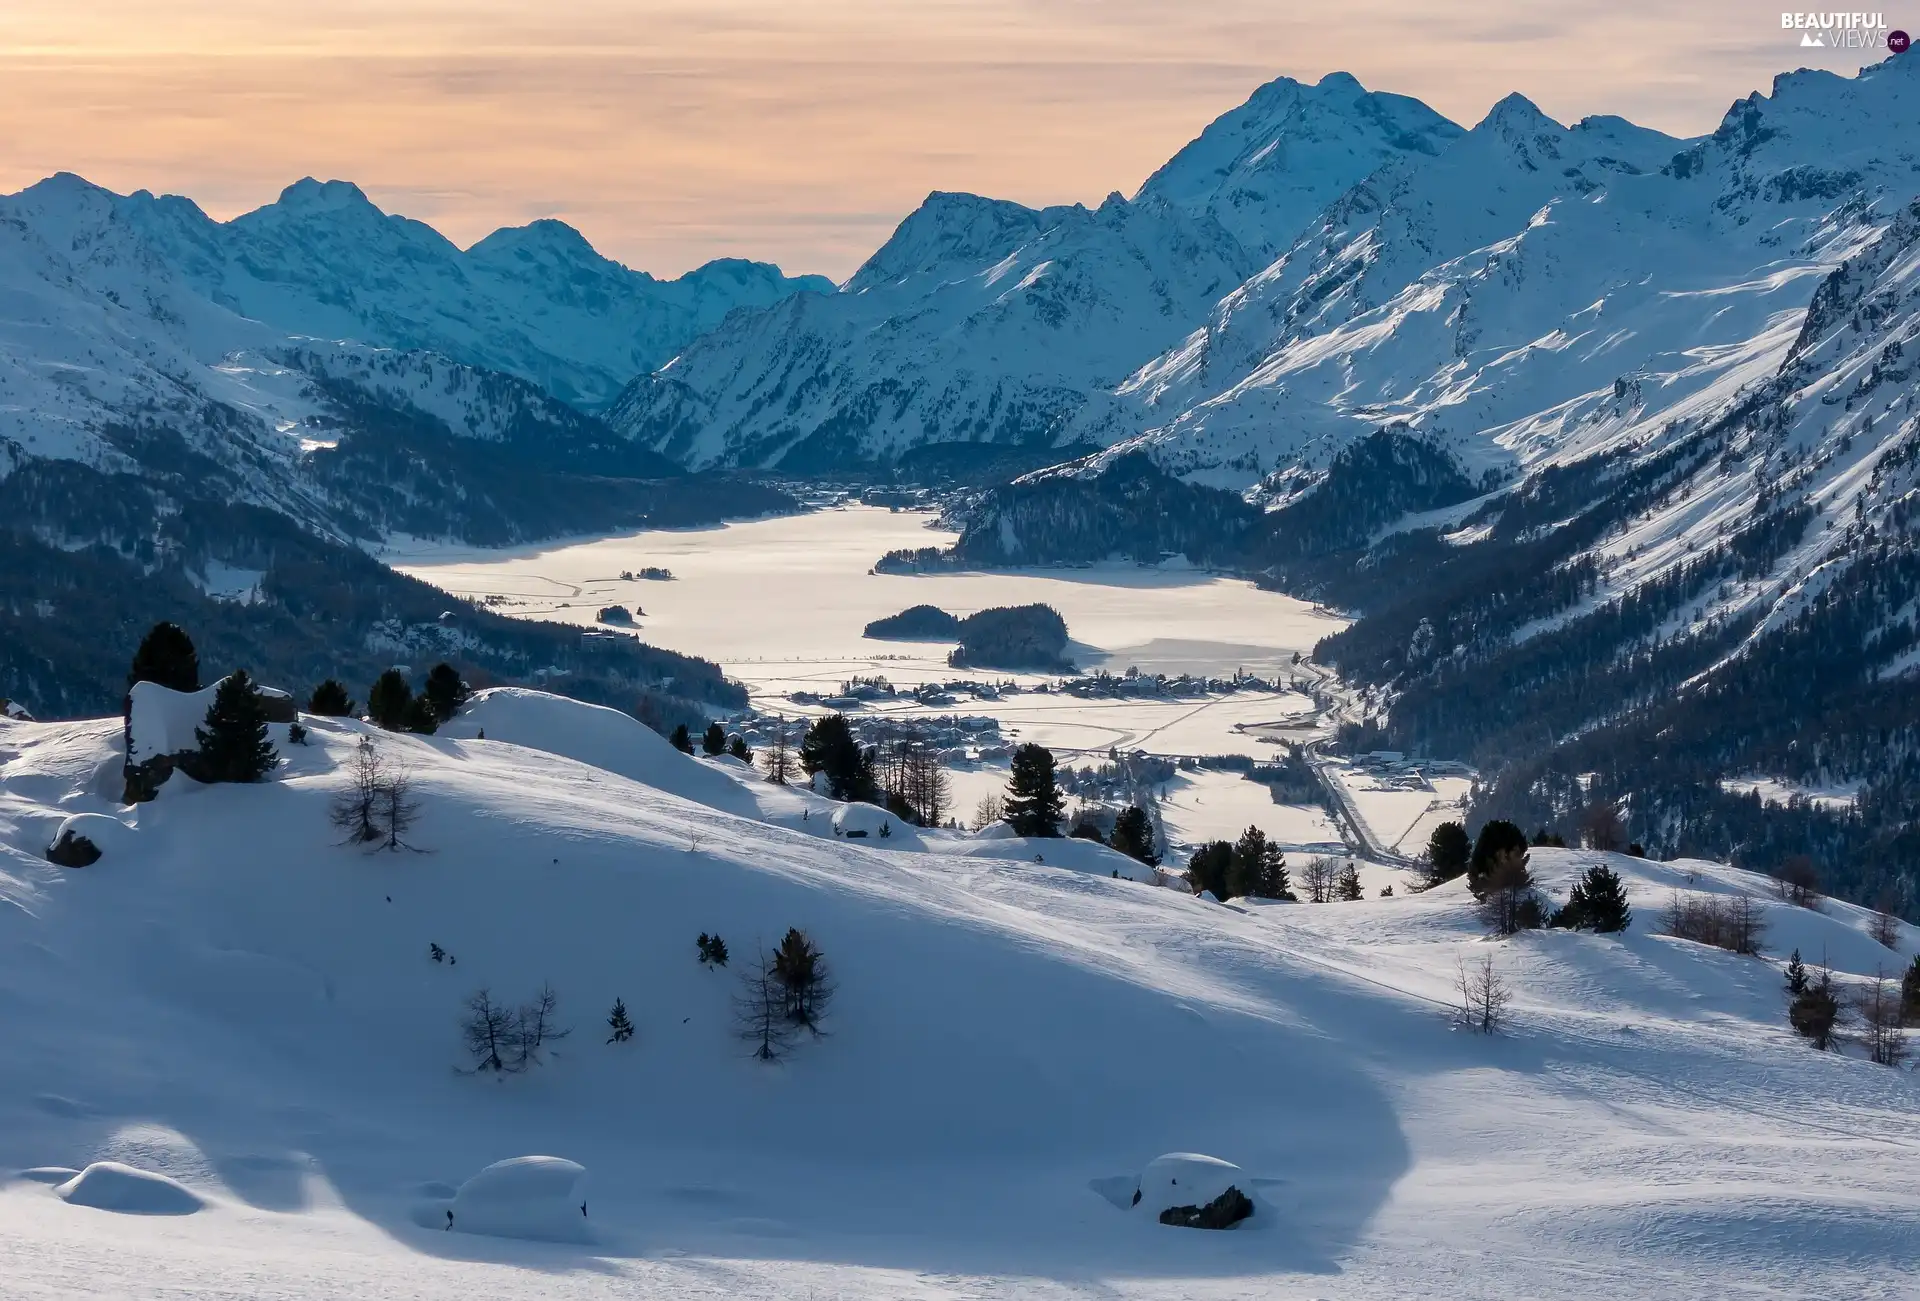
[0,2,1894,279]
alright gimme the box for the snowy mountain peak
[1137,70,1464,259]
[467,217,637,276]
[1477,91,1561,132]
[274,176,376,212]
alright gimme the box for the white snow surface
[441,687,759,818]
[1,694,1918,1298]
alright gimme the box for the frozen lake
[392,505,1343,740]
[392,505,1359,846]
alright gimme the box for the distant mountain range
[8,57,1920,901]
[0,173,817,718]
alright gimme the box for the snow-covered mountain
[874,57,1920,887]
[609,72,1463,471]
[119,177,832,409]
[4,689,1915,1298]
[0,173,793,719]
[0,172,794,543]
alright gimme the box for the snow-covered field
[4,691,1918,1299]
[390,506,1341,755]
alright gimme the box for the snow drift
[54,1162,205,1215]
[446,1156,591,1244]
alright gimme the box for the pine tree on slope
[192,670,278,783]
[1003,743,1065,838]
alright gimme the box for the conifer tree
[1575,864,1632,932]
[697,932,730,967]
[128,621,200,696]
[1424,820,1471,886]
[670,723,695,754]
[1110,805,1159,866]
[1467,820,1530,899]
[422,663,470,723]
[1187,840,1233,900]
[1902,953,1920,1020]
[1003,743,1065,837]
[1785,948,1809,997]
[728,735,750,761]
[404,694,441,735]
[702,721,727,755]
[1227,826,1271,899]
[192,670,278,783]
[605,997,635,1044]
[1336,860,1364,901]
[307,678,355,716]
[798,714,874,800]
[1789,968,1840,1050]
[771,928,832,1030]
[367,670,412,730]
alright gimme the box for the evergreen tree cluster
[367,663,469,735]
[799,714,877,802]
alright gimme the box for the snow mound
[440,689,756,816]
[1135,1152,1245,1217]
[127,679,223,764]
[830,802,924,848]
[947,834,1160,882]
[448,1156,591,1243]
[54,1162,206,1215]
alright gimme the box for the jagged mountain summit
[119,177,832,409]
[609,71,1466,471]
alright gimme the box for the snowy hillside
[3,694,1917,1298]
[609,73,1466,471]
[121,178,831,410]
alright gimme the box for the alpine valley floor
[3,690,1918,1299]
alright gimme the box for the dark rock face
[258,690,298,724]
[1157,1186,1253,1230]
[47,829,102,867]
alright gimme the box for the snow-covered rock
[830,801,921,846]
[126,680,222,766]
[448,1156,590,1243]
[1135,1152,1247,1218]
[46,813,133,867]
[53,1162,205,1215]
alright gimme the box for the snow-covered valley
[4,689,1917,1299]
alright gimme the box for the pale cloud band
[0,1,1892,278]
